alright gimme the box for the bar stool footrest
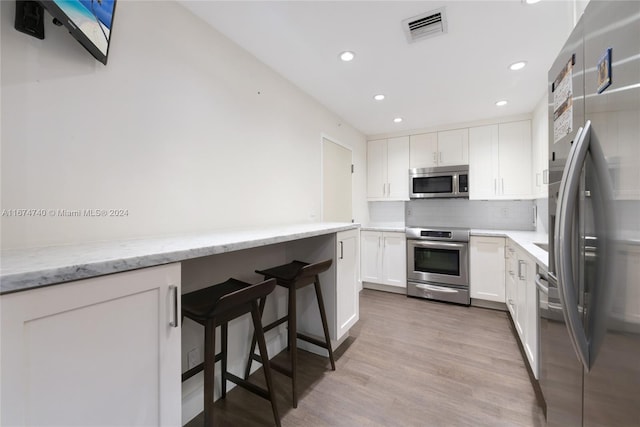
[263,315,288,332]
[181,350,226,382]
[297,332,330,350]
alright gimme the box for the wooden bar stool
[182,278,280,427]
[244,259,335,408]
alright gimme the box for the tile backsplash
[406,199,537,230]
[368,201,405,225]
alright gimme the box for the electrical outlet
[187,347,200,369]
[501,207,509,218]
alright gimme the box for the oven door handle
[415,283,459,293]
[408,240,467,250]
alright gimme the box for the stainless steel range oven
[406,227,470,305]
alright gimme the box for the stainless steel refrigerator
[542,1,640,426]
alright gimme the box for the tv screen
[41,0,117,65]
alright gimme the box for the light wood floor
[186,289,545,426]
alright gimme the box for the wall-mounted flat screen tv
[41,0,117,65]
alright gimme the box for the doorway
[322,136,352,222]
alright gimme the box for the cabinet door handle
[169,285,179,328]
[501,178,505,194]
[439,152,443,163]
[433,152,437,163]
[387,183,391,196]
[518,260,526,280]
[382,183,385,196]
[340,241,344,259]
[494,178,497,194]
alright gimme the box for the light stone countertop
[361,223,406,233]
[362,224,549,268]
[0,222,359,295]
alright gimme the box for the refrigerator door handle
[584,124,615,369]
[556,121,591,370]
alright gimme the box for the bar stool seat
[182,278,280,427]
[245,259,335,408]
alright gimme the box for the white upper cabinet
[409,129,469,169]
[499,120,533,198]
[532,95,549,198]
[469,120,533,200]
[409,132,438,168]
[437,129,469,166]
[367,139,388,199]
[469,125,500,200]
[367,137,410,201]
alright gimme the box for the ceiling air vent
[402,7,447,43]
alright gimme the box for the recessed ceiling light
[509,61,527,71]
[524,0,541,4]
[496,100,508,107]
[393,117,403,123]
[339,51,355,62]
[374,94,385,101]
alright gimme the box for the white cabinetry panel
[437,128,469,166]
[409,132,438,168]
[360,231,406,289]
[499,120,533,198]
[469,125,500,200]
[336,229,359,339]
[387,137,410,199]
[470,236,506,303]
[409,130,468,169]
[504,240,539,379]
[469,120,533,200]
[367,139,387,199]
[0,264,182,426]
[367,137,409,201]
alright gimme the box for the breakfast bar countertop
[0,222,359,295]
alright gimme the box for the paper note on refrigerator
[553,57,574,143]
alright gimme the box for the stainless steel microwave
[408,165,469,199]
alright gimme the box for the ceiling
[179,1,576,137]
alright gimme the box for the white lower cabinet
[470,236,506,303]
[0,264,182,426]
[504,240,538,378]
[336,228,360,340]
[361,231,406,289]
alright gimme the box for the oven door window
[414,247,460,276]
[412,176,453,194]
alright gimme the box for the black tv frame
[14,0,117,65]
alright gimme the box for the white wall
[0,1,367,250]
